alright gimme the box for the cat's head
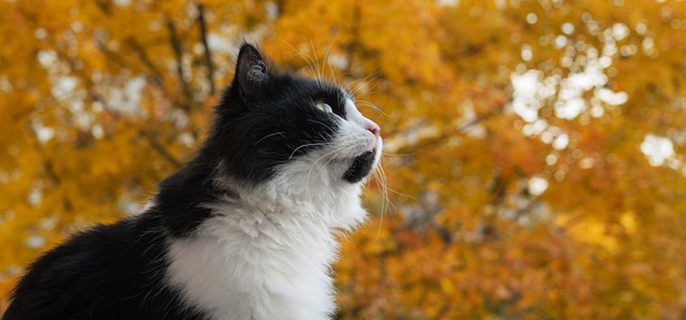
[205,44,382,194]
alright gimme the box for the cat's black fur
[3,43,369,320]
[4,214,207,319]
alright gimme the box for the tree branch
[344,0,362,75]
[166,17,193,110]
[389,103,505,154]
[94,39,129,70]
[94,0,111,16]
[276,0,286,16]
[79,40,185,169]
[126,37,165,88]
[146,132,183,169]
[195,2,215,95]
[89,93,184,169]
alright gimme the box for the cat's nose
[366,122,381,139]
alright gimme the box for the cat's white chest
[165,206,341,320]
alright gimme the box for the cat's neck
[209,158,368,231]
[161,170,361,320]
[154,153,369,319]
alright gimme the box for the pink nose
[366,122,381,138]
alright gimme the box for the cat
[3,43,382,320]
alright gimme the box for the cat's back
[3,214,207,320]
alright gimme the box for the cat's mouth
[342,151,375,183]
[341,138,381,183]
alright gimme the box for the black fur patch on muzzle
[342,151,375,183]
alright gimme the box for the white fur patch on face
[342,98,380,151]
[262,98,382,199]
[344,98,378,133]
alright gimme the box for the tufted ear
[233,43,269,101]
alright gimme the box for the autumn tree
[1,0,686,319]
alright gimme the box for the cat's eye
[315,102,333,113]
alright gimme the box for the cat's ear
[233,43,270,101]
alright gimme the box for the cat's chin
[342,151,376,183]
[341,138,382,184]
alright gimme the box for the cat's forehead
[287,77,347,100]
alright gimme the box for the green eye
[316,102,333,113]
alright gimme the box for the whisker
[387,189,414,200]
[305,145,350,187]
[376,164,395,212]
[288,142,329,160]
[344,71,380,98]
[253,132,286,146]
[279,38,318,79]
[371,161,392,240]
[310,40,324,83]
[322,38,339,87]
[307,119,337,133]
[347,80,364,98]
[372,171,385,240]
[355,100,388,118]
[382,151,415,157]
[307,143,360,187]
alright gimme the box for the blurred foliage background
[1,0,686,319]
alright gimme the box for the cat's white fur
[165,99,381,320]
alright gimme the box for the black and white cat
[4,43,382,320]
